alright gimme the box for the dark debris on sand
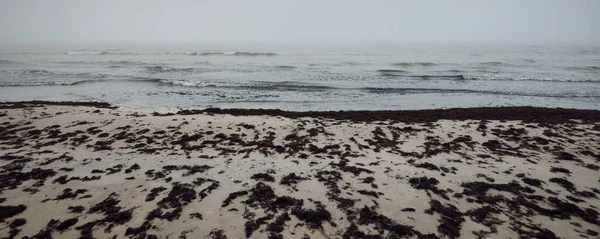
[0,205,27,222]
[185,107,600,123]
[0,101,116,109]
[74,193,134,238]
[1,103,600,238]
[251,173,275,182]
[409,177,449,200]
[425,200,465,239]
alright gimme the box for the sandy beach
[0,101,599,239]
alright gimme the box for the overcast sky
[0,0,598,45]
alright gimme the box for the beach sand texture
[0,102,599,239]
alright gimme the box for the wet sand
[0,102,599,239]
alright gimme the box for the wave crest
[109,60,149,65]
[479,62,504,66]
[362,87,597,98]
[186,51,277,56]
[274,65,296,69]
[145,66,196,73]
[391,62,437,67]
[380,72,465,80]
[377,69,408,76]
[65,51,134,55]
[563,66,600,72]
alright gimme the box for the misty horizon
[1,0,599,46]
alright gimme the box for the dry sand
[0,103,599,239]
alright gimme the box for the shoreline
[2,100,600,123]
[0,103,599,238]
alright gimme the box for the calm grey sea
[0,43,599,111]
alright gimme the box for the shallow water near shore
[1,43,599,110]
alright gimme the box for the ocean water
[0,43,599,111]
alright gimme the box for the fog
[0,0,598,45]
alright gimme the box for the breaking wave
[161,80,336,91]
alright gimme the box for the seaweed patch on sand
[0,103,598,238]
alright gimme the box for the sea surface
[0,43,599,111]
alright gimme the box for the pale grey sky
[0,0,598,45]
